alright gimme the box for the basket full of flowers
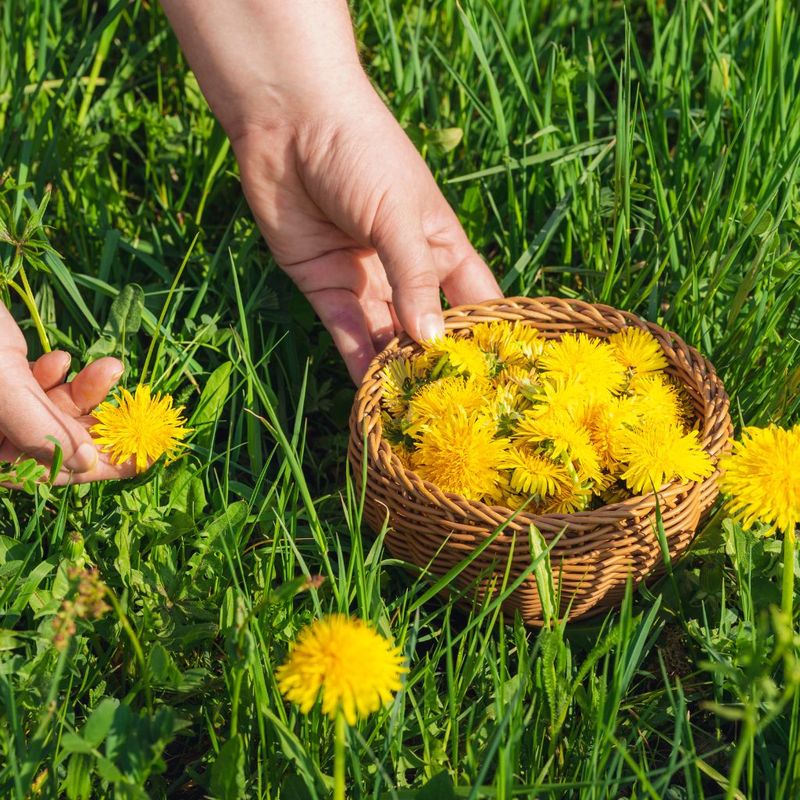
[348,297,733,624]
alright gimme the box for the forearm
[160,0,365,136]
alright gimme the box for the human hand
[162,0,502,381]
[230,80,502,381]
[0,306,137,486]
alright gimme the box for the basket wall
[348,297,732,624]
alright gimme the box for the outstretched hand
[0,306,137,485]
[162,0,503,382]
[231,76,502,381]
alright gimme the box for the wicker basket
[348,297,732,624]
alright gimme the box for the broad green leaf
[281,775,315,800]
[209,735,246,800]
[64,753,93,800]
[83,698,119,748]
[190,361,232,450]
[60,733,94,755]
[86,282,144,358]
[106,282,144,337]
[415,772,457,800]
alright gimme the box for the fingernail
[69,443,98,473]
[111,367,124,382]
[419,313,444,342]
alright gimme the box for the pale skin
[1,0,501,484]
[0,305,137,484]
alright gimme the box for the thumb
[371,205,444,343]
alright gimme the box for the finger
[306,288,376,383]
[47,357,124,417]
[30,351,72,391]
[0,411,139,486]
[371,198,444,343]
[361,297,396,353]
[287,247,373,296]
[49,453,139,486]
[387,302,401,332]
[426,203,503,307]
[0,305,29,352]
[440,249,503,308]
[0,359,98,473]
[0,445,139,487]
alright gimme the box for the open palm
[0,306,137,485]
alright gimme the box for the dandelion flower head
[423,335,490,379]
[539,333,626,396]
[277,615,406,725]
[472,320,543,367]
[505,447,569,498]
[719,424,800,533]
[610,327,668,375]
[618,422,713,494]
[381,354,433,416]
[627,374,687,428]
[515,410,602,482]
[92,385,191,473]
[414,408,510,501]
[409,375,487,432]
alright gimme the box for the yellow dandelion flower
[414,408,509,501]
[505,447,569,498]
[510,323,545,361]
[91,385,191,473]
[408,376,487,434]
[470,320,505,352]
[472,320,543,368]
[515,410,602,482]
[618,423,713,495]
[381,354,432,416]
[276,615,406,725]
[609,327,668,375]
[532,375,592,418]
[423,336,489,379]
[471,320,540,352]
[577,397,640,468]
[499,363,539,396]
[539,333,627,396]
[719,425,800,533]
[543,481,592,514]
[627,374,687,428]
[492,382,525,416]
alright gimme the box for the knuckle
[390,263,439,294]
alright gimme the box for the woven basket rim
[351,296,732,529]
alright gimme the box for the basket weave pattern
[348,297,732,624]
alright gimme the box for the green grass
[1,0,800,797]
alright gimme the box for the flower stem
[104,588,153,714]
[7,275,51,353]
[782,524,796,625]
[724,705,756,800]
[334,710,346,800]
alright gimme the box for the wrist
[162,0,367,136]
[225,64,375,144]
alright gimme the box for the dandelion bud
[64,530,84,561]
